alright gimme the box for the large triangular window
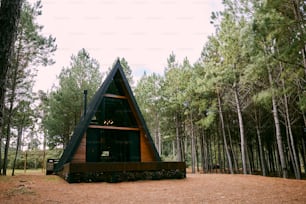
[93,97,137,127]
[91,75,138,128]
[105,72,125,95]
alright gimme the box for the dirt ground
[1,172,306,204]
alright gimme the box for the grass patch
[44,175,61,182]
[5,169,45,176]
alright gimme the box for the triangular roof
[55,60,161,172]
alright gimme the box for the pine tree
[1,0,55,175]
[43,49,103,148]
[0,0,23,175]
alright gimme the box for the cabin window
[106,73,125,95]
[86,129,140,162]
[86,72,141,162]
[94,97,137,127]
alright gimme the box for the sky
[33,0,223,92]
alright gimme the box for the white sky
[33,0,223,91]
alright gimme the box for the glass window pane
[94,97,138,127]
[106,74,125,95]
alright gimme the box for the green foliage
[8,0,302,178]
[196,102,218,129]
[1,0,56,175]
[43,49,103,148]
[5,149,62,169]
[252,89,272,109]
[298,95,306,112]
[132,0,306,178]
[119,57,134,86]
[5,0,56,135]
[135,73,162,119]
[18,0,56,67]
[109,58,134,87]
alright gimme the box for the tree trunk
[285,124,295,176]
[158,123,161,155]
[255,120,266,176]
[172,140,176,158]
[226,121,238,173]
[200,130,207,173]
[208,133,213,173]
[301,137,306,174]
[181,129,186,162]
[268,146,273,173]
[302,108,306,128]
[42,128,47,171]
[272,145,278,175]
[2,67,17,175]
[190,110,196,173]
[194,132,200,172]
[175,113,182,162]
[154,112,161,154]
[12,126,23,176]
[248,145,254,172]
[283,91,301,179]
[0,136,2,175]
[195,132,200,172]
[24,151,27,173]
[268,67,288,178]
[2,29,23,175]
[233,82,247,174]
[217,92,233,174]
[0,0,23,176]
[3,116,11,176]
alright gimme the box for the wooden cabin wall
[140,132,156,162]
[71,134,86,163]
[71,131,157,163]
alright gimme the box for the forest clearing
[1,171,306,204]
[1,0,306,191]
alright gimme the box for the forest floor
[1,171,306,204]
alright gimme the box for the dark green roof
[55,60,160,172]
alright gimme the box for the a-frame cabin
[54,60,186,183]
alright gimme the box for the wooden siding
[71,134,86,163]
[140,132,156,162]
[71,130,156,163]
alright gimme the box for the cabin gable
[56,60,160,171]
[54,60,185,183]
